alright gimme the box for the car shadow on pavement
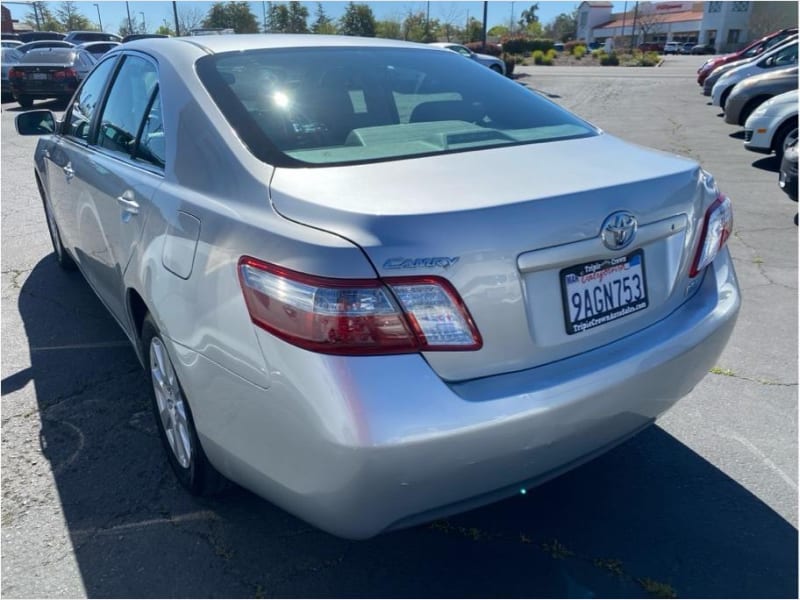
[8,256,799,599]
[728,131,746,140]
[752,155,781,173]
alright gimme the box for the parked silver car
[15,35,739,539]
[428,42,506,75]
[724,66,798,126]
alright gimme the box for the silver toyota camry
[16,35,740,539]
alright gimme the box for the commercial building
[578,1,798,52]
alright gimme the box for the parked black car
[77,41,121,59]
[63,31,122,44]
[691,44,716,55]
[121,33,170,43]
[8,47,95,108]
[18,31,65,43]
[779,140,798,201]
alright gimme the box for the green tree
[203,1,259,33]
[402,10,438,42]
[311,2,336,34]
[339,2,376,37]
[488,24,510,38]
[268,3,309,33]
[56,1,93,31]
[544,11,577,42]
[25,2,64,31]
[518,3,540,28]
[464,17,484,43]
[376,18,403,39]
[155,23,174,36]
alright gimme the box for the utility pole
[125,1,133,33]
[629,1,639,52]
[173,1,180,35]
[93,3,103,31]
[481,1,487,51]
[621,1,627,41]
[425,0,430,41]
[140,11,146,33]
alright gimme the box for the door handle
[116,194,140,215]
[63,163,74,180]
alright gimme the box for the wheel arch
[126,287,151,365]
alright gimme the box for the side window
[96,55,158,158]
[64,57,116,141]
[136,89,165,168]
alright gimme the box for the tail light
[238,257,482,355]
[53,68,77,80]
[690,194,733,277]
[8,68,23,80]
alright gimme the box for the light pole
[125,1,133,33]
[140,11,146,33]
[173,0,180,36]
[93,3,103,32]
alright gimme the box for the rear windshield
[197,47,597,167]
[20,50,76,64]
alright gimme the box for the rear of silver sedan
[169,40,741,539]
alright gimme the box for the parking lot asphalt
[1,54,797,598]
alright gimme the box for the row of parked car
[696,26,798,201]
[1,31,167,107]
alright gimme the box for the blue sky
[5,1,625,35]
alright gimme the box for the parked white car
[711,41,798,108]
[428,42,506,76]
[744,90,798,160]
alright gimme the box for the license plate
[560,250,648,335]
[32,73,48,80]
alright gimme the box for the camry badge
[600,211,638,251]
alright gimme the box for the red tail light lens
[690,194,733,277]
[238,257,482,355]
[8,68,23,80]
[53,68,77,80]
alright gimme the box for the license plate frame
[31,73,49,80]
[560,250,648,335]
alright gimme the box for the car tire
[38,176,77,271]
[143,314,228,496]
[16,94,33,108]
[773,118,798,162]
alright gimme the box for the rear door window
[95,55,159,160]
[63,56,117,141]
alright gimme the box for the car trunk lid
[269,133,715,382]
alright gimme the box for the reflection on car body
[15,34,739,539]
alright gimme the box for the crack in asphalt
[733,230,798,291]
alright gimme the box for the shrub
[546,48,557,61]
[573,44,587,59]
[591,48,605,59]
[540,55,554,66]
[532,49,545,65]
[465,41,503,57]
[564,40,586,53]
[600,52,620,66]
[502,37,555,55]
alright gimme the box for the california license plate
[561,250,648,335]
[32,73,48,80]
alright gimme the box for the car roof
[121,33,433,56]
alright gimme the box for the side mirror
[15,110,56,136]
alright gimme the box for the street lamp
[93,3,103,32]
[140,11,146,33]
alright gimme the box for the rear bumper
[168,250,740,539]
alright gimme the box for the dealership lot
[1,54,796,597]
